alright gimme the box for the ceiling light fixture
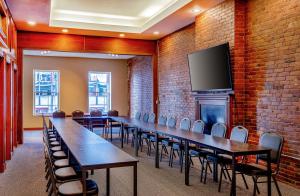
[27,21,36,26]
[62,29,68,33]
[153,31,160,35]
[119,33,125,37]
[192,8,200,13]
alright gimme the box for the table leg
[106,168,110,196]
[184,140,190,185]
[82,170,87,196]
[121,123,124,148]
[134,128,139,157]
[230,155,236,196]
[155,132,159,168]
[133,163,137,196]
[110,120,113,142]
[267,151,271,196]
[213,151,218,182]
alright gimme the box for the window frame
[32,69,60,116]
[88,71,112,112]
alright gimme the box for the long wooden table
[109,116,272,196]
[49,117,138,196]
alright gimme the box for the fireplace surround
[194,93,232,135]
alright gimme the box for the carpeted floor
[0,130,299,196]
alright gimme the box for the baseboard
[24,127,43,131]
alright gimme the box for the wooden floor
[0,130,299,196]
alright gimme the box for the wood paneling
[16,49,22,144]
[0,57,6,172]
[5,61,12,160]
[17,31,157,55]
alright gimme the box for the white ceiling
[23,50,135,59]
[50,0,192,33]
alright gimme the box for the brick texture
[158,24,196,124]
[245,0,300,186]
[128,56,153,117]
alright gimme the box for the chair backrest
[211,122,227,137]
[257,132,284,166]
[158,115,167,126]
[52,110,66,118]
[142,113,149,122]
[107,110,119,116]
[72,110,84,117]
[134,112,141,120]
[90,109,102,117]
[166,116,176,128]
[192,120,205,133]
[230,126,248,143]
[180,118,191,131]
[148,113,156,123]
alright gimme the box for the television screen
[188,43,233,92]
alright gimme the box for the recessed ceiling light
[192,8,201,13]
[153,31,160,35]
[119,33,125,37]
[27,21,36,26]
[62,29,68,33]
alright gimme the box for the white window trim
[32,69,60,116]
[88,71,112,112]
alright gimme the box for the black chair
[72,110,88,128]
[188,120,205,166]
[236,132,284,196]
[107,110,120,138]
[216,125,249,192]
[170,118,191,172]
[124,111,141,143]
[53,110,66,118]
[90,109,106,134]
[160,116,176,161]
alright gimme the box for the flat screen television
[188,43,233,92]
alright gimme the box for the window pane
[88,72,111,112]
[33,70,59,115]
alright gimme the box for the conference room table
[49,117,138,196]
[108,116,272,196]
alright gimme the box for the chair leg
[252,176,259,196]
[46,178,51,192]
[241,173,249,189]
[218,165,224,192]
[225,164,231,181]
[204,160,209,184]
[273,176,282,196]
[180,149,184,173]
[160,144,164,161]
[169,148,174,167]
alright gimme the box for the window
[33,70,59,115]
[88,72,111,112]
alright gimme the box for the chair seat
[49,138,57,141]
[236,163,269,176]
[53,151,67,158]
[172,142,184,150]
[54,159,69,168]
[51,141,60,146]
[55,167,77,178]
[51,146,62,152]
[58,179,99,196]
[162,139,175,146]
[49,134,56,138]
[150,135,169,142]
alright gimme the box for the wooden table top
[111,116,270,156]
[49,117,138,170]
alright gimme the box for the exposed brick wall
[128,56,153,117]
[245,0,300,186]
[158,24,196,124]
[155,0,300,188]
